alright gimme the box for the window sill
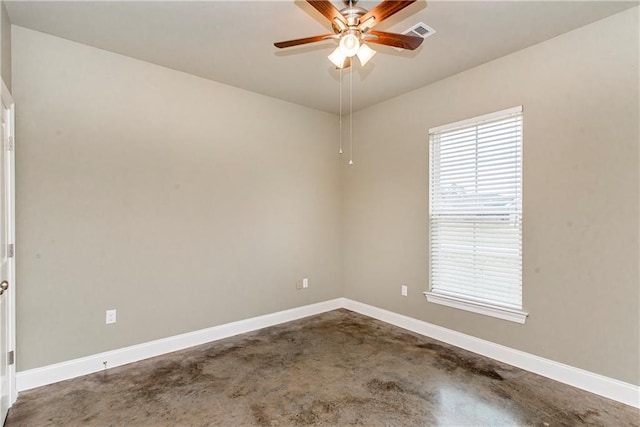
[423,292,528,324]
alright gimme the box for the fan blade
[307,0,348,27]
[359,0,417,29]
[274,34,334,49]
[367,30,423,50]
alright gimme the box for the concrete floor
[6,309,639,426]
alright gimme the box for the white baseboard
[342,298,640,409]
[16,298,343,392]
[17,297,639,409]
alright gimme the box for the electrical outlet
[106,309,117,324]
[302,278,309,288]
[401,285,408,297]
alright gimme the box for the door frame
[1,78,16,407]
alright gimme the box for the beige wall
[0,0,10,89]
[343,8,639,385]
[12,26,342,370]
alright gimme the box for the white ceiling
[6,1,637,114]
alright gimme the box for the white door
[0,79,15,423]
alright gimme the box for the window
[425,106,527,323]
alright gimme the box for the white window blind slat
[432,244,522,252]
[432,231,522,240]
[439,131,522,151]
[429,107,523,312]
[436,160,521,176]
[439,150,523,165]
[432,273,521,289]
[435,172,522,182]
[438,118,521,140]
[439,133,522,151]
[432,261,522,275]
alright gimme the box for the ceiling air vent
[395,22,436,51]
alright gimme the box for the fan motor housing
[342,6,366,25]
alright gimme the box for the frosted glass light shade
[339,34,360,57]
[328,47,347,68]
[356,44,376,66]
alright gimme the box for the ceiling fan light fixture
[356,43,376,66]
[328,47,347,68]
[339,33,360,57]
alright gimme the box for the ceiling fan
[274,0,424,68]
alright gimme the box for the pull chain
[339,68,343,154]
[349,63,353,165]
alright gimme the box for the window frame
[424,106,528,324]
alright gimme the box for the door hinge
[5,136,13,151]
[7,243,13,258]
[8,350,14,366]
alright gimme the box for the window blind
[429,107,523,310]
